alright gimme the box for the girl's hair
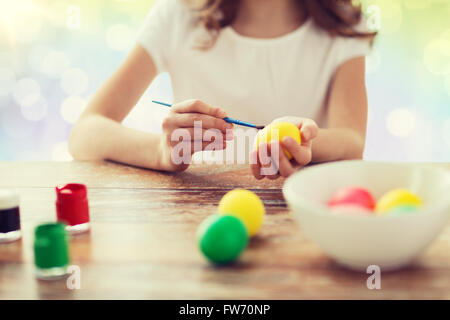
[184,0,376,48]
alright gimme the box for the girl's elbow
[68,123,84,160]
[340,131,365,160]
[354,149,364,160]
[351,134,365,160]
[68,117,95,160]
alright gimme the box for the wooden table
[0,161,449,299]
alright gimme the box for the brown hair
[184,0,376,48]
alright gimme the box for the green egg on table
[197,214,248,265]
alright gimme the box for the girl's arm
[251,56,368,179]
[69,44,231,171]
[310,56,368,162]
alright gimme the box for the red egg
[328,186,376,210]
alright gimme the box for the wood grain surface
[0,161,449,299]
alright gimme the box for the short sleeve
[335,18,372,67]
[335,37,372,67]
[137,0,190,74]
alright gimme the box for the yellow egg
[376,189,422,215]
[256,122,301,159]
[218,189,265,237]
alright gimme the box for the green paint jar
[34,222,70,280]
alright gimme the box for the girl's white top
[137,0,371,129]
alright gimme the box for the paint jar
[0,189,21,243]
[56,183,90,235]
[34,222,70,279]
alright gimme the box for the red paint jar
[56,183,90,235]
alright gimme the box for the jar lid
[56,183,87,200]
[0,189,20,210]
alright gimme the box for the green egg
[197,214,248,264]
[389,205,418,216]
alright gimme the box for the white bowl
[283,160,450,271]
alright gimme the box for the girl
[69,0,375,179]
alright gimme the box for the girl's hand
[158,99,234,172]
[250,117,318,179]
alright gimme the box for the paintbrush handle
[223,117,256,128]
[152,100,258,129]
[152,100,172,107]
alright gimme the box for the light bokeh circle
[423,39,450,75]
[60,96,87,124]
[386,108,416,138]
[61,68,89,96]
[28,45,51,73]
[42,51,71,78]
[12,78,41,107]
[20,97,48,122]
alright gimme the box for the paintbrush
[151,100,265,130]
